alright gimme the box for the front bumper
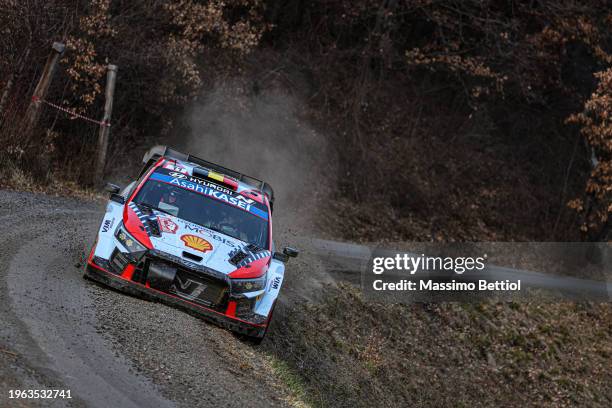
[85,260,267,338]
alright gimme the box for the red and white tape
[32,95,110,127]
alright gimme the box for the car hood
[124,203,270,276]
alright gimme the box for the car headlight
[115,224,147,253]
[231,275,267,294]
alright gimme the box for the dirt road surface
[0,190,321,408]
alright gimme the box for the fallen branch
[0,347,18,356]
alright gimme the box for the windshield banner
[149,168,269,220]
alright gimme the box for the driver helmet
[168,190,179,204]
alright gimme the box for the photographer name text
[373,279,521,291]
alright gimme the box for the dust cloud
[177,81,332,235]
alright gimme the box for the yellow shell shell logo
[180,234,212,252]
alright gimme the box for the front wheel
[248,301,276,345]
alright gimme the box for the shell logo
[180,234,213,252]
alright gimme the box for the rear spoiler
[140,146,275,207]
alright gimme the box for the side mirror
[283,247,299,258]
[273,252,289,263]
[273,247,299,263]
[105,183,120,194]
[110,193,125,204]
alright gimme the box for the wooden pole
[23,42,65,142]
[94,64,118,186]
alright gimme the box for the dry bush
[266,0,610,241]
[0,0,268,183]
[567,68,612,241]
[0,0,78,178]
[1,0,611,240]
[267,284,612,407]
[59,0,268,182]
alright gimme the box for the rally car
[84,146,298,342]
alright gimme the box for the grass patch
[265,284,612,407]
[268,356,313,408]
[0,161,103,201]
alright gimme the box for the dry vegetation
[1,2,611,406]
[1,0,611,241]
[267,284,612,407]
[568,68,612,241]
[0,0,268,182]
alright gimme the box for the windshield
[133,179,269,248]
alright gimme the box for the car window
[134,179,269,248]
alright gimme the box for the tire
[248,335,264,345]
[248,301,276,345]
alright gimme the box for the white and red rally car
[85,146,298,343]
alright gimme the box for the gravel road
[0,190,308,408]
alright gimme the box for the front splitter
[85,262,266,338]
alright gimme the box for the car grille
[169,268,228,308]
